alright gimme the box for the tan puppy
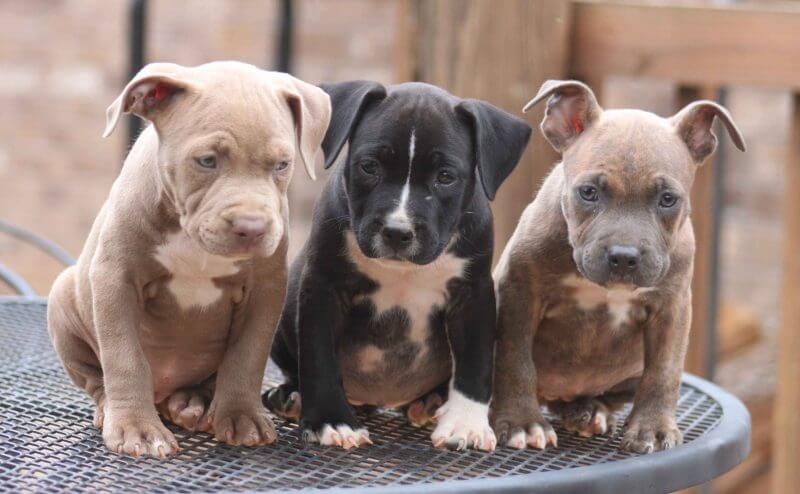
[492,80,745,453]
[47,61,330,458]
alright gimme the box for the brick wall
[0,0,398,295]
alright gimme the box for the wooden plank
[571,0,800,90]
[406,0,572,260]
[677,85,717,378]
[772,93,800,494]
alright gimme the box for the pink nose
[231,216,268,242]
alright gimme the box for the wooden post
[402,0,571,260]
[773,93,800,494]
[677,86,718,378]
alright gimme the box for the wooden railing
[396,1,800,491]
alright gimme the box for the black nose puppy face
[346,96,474,264]
[320,80,531,265]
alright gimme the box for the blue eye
[195,155,217,169]
[275,160,290,172]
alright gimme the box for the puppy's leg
[406,382,446,428]
[491,260,557,450]
[210,271,283,447]
[621,291,690,453]
[157,376,215,433]
[297,270,370,449]
[48,277,106,428]
[263,330,302,421]
[431,277,496,452]
[88,262,178,458]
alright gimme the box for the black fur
[265,81,531,440]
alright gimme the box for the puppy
[491,80,745,453]
[47,61,330,457]
[264,81,531,451]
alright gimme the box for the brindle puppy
[491,80,745,453]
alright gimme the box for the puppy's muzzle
[380,224,415,253]
[607,245,641,278]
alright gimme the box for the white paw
[307,424,372,449]
[507,424,558,450]
[431,390,496,451]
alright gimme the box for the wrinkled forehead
[564,109,695,188]
[350,91,472,163]
[166,70,295,156]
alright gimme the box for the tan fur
[492,80,744,453]
[47,61,330,458]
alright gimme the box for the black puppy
[264,81,531,450]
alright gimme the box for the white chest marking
[561,274,655,328]
[346,232,466,345]
[153,232,241,310]
[386,128,416,228]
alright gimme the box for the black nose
[381,225,414,251]
[607,245,641,273]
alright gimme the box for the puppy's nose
[607,245,641,273]
[231,216,267,242]
[381,225,414,251]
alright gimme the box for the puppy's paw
[212,403,277,447]
[406,391,444,428]
[159,387,213,433]
[550,397,617,438]
[263,385,301,421]
[431,391,496,451]
[492,406,557,450]
[303,423,372,449]
[620,412,682,454]
[103,412,179,458]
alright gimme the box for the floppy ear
[319,80,388,169]
[281,78,332,180]
[103,62,193,138]
[523,79,602,152]
[670,100,746,163]
[456,99,532,201]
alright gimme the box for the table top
[0,297,750,493]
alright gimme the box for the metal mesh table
[0,297,750,493]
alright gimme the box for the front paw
[432,391,496,451]
[621,411,682,454]
[492,404,557,450]
[103,410,179,458]
[302,422,372,449]
[212,402,277,447]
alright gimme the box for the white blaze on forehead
[386,128,416,228]
[561,274,655,328]
[153,231,241,310]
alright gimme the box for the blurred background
[0,0,797,492]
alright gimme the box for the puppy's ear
[281,78,332,180]
[103,62,194,138]
[319,80,387,169]
[670,100,746,163]
[523,80,602,152]
[457,100,532,201]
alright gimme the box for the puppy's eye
[195,155,217,169]
[360,160,379,176]
[659,191,678,208]
[436,170,456,185]
[275,160,290,172]
[578,184,598,202]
